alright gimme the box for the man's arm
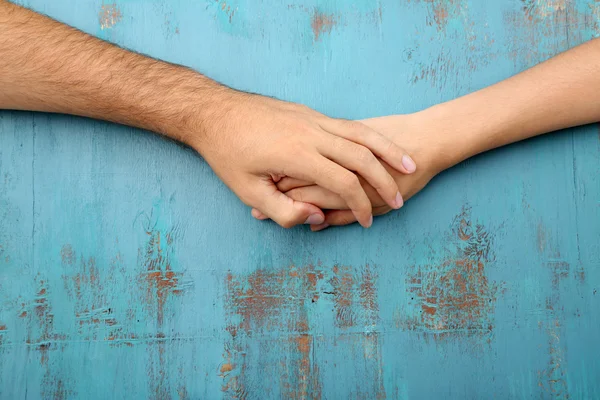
[270,38,600,230]
[0,0,417,229]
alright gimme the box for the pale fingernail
[312,223,329,232]
[367,215,373,228]
[251,209,262,219]
[395,192,404,209]
[305,214,324,225]
[402,155,417,173]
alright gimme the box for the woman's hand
[251,110,453,230]
[252,37,600,230]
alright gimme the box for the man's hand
[190,93,417,228]
[251,112,451,230]
[0,0,418,229]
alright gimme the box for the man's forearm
[1,0,422,229]
[430,38,600,169]
[0,0,233,144]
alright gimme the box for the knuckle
[341,173,361,192]
[385,139,397,153]
[341,119,361,131]
[339,215,357,225]
[355,146,375,165]
[331,212,356,226]
[289,143,311,158]
[380,138,395,156]
[287,188,305,203]
[294,123,313,138]
[347,120,370,138]
[297,104,314,114]
[387,180,399,194]
[277,178,293,192]
[238,190,257,207]
[330,135,346,151]
[279,217,295,229]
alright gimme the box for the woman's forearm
[431,38,600,170]
[276,37,600,229]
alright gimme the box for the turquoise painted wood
[1,0,599,398]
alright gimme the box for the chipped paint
[99,3,122,29]
[215,0,236,23]
[0,324,6,347]
[223,265,323,398]
[61,247,124,341]
[521,0,567,21]
[534,221,579,398]
[18,275,74,399]
[504,0,600,68]
[2,1,600,398]
[136,224,190,400]
[330,264,379,329]
[223,263,383,397]
[399,206,501,339]
[410,0,468,32]
[311,10,338,42]
[408,0,494,89]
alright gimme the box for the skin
[251,38,600,230]
[0,0,418,229]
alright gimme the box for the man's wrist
[129,63,240,154]
[172,80,251,157]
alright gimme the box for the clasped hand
[248,113,447,230]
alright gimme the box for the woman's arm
[427,37,600,169]
[262,37,600,230]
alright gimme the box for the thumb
[253,184,325,228]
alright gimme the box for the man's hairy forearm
[0,0,234,144]
[1,0,422,229]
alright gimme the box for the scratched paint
[399,206,502,340]
[311,10,338,42]
[221,263,386,398]
[505,0,600,70]
[99,3,122,29]
[1,0,600,398]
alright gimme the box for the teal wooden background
[1,0,599,398]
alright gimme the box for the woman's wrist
[417,89,517,173]
[405,104,472,174]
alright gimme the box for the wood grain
[1,0,599,398]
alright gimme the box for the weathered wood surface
[1,0,599,398]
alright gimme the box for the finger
[277,177,313,192]
[311,205,392,232]
[284,177,387,211]
[286,154,374,228]
[251,208,269,220]
[252,181,325,228]
[321,119,417,174]
[318,135,403,210]
[285,186,346,209]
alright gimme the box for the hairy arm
[0,0,417,228]
[0,0,214,142]
[270,38,600,230]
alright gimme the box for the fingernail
[305,214,324,225]
[367,215,373,228]
[395,192,404,209]
[402,155,417,173]
[312,223,329,232]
